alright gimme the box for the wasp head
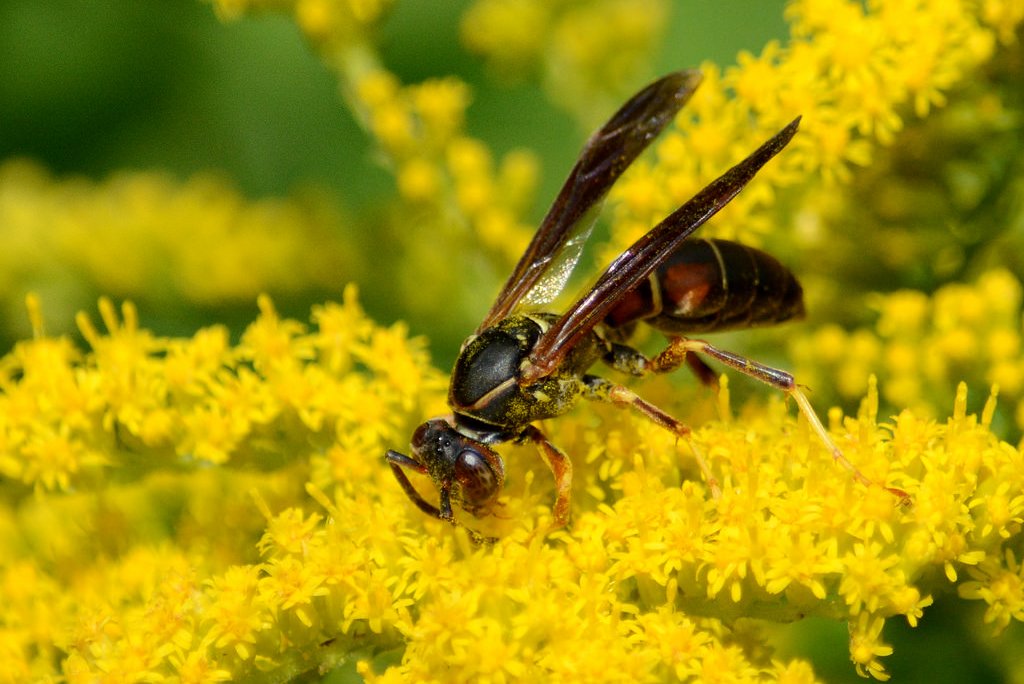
[386,418,506,523]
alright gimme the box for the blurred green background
[0,1,785,197]
[0,0,786,356]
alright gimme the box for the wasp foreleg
[386,450,496,544]
[581,375,721,498]
[386,451,449,519]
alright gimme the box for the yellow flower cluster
[2,292,1023,681]
[0,286,440,493]
[790,269,1024,433]
[601,0,1024,258]
[461,0,669,123]
[348,68,538,265]
[0,160,352,335]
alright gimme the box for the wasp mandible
[386,70,898,536]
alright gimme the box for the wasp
[386,70,899,537]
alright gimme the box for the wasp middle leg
[582,374,720,497]
[520,425,574,529]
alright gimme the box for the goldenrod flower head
[2,288,1022,680]
[601,0,1021,260]
[792,269,1024,434]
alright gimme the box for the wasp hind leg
[581,374,721,498]
[603,341,718,388]
[649,337,909,502]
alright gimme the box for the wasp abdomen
[605,238,804,333]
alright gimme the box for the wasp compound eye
[454,448,500,506]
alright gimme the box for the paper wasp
[386,70,900,537]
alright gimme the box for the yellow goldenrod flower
[2,286,1020,681]
[792,269,1024,433]
[600,0,1021,260]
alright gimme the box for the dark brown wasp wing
[476,70,703,333]
[521,117,802,383]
